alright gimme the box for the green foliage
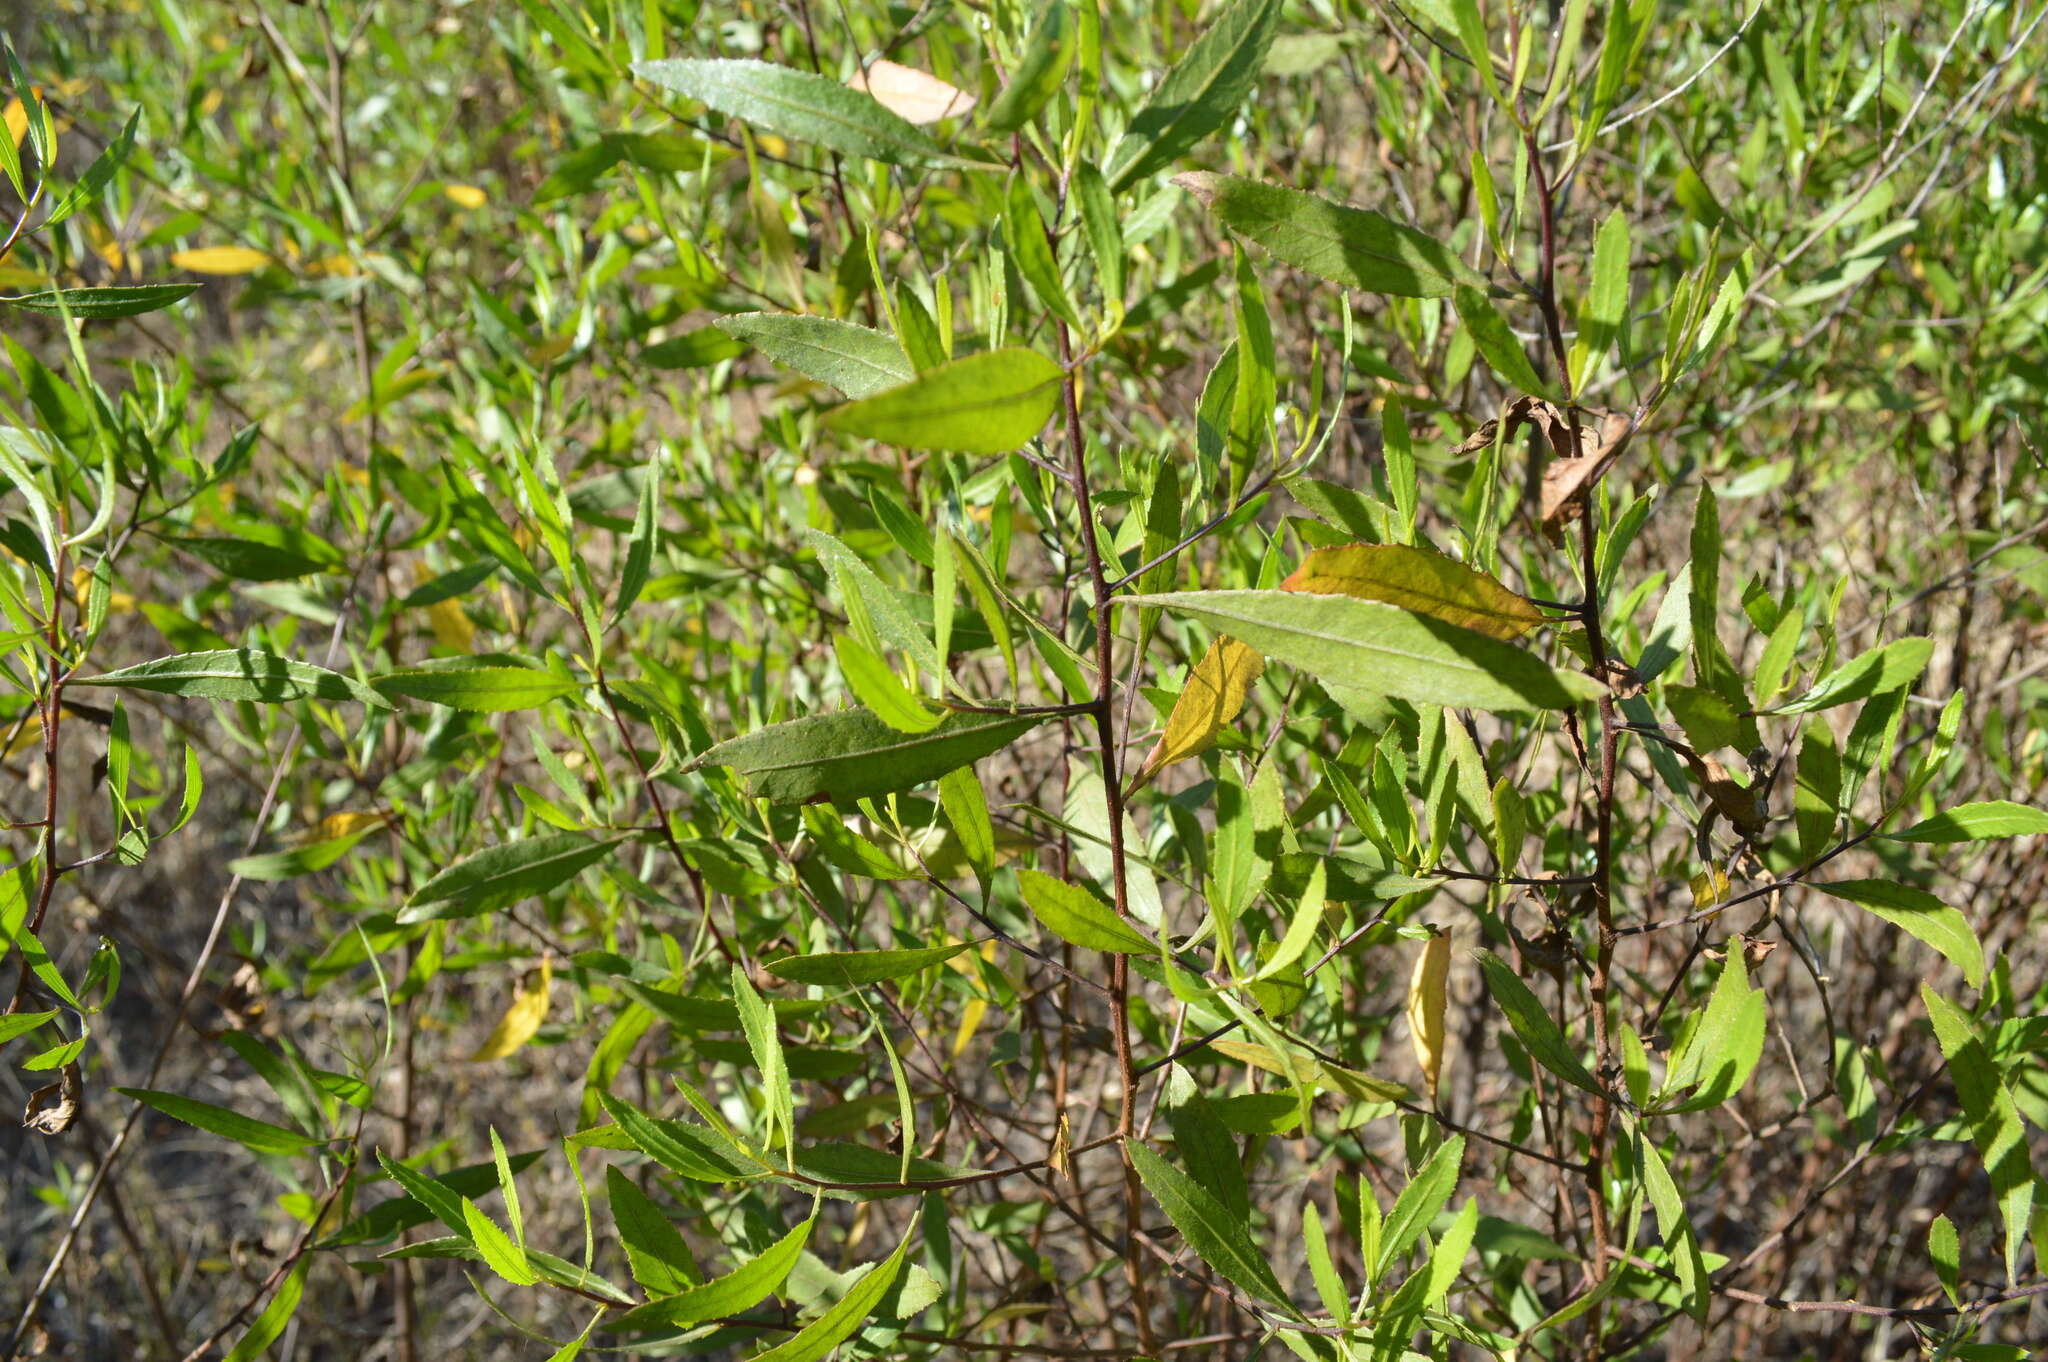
[5,1,2048,1358]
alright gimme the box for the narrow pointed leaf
[764,943,972,987]
[1128,1139,1293,1307]
[1887,801,2048,844]
[399,833,625,923]
[1817,880,1985,988]
[1175,173,1486,298]
[691,708,1042,805]
[1281,544,1544,639]
[714,313,913,398]
[823,348,1062,454]
[632,58,951,166]
[1476,953,1604,1096]
[115,1088,323,1156]
[72,649,389,708]
[1106,0,1283,191]
[1128,590,1601,712]
[1019,868,1154,953]
[603,1215,813,1332]
[1,284,200,318]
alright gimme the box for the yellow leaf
[303,810,388,843]
[304,255,360,278]
[170,246,273,275]
[1689,868,1731,913]
[413,562,476,652]
[3,712,42,759]
[848,60,976,124]
[1138,636,1264,783]
[4,97,28,150]
[444,183,487,209]
[1406,926,1452,1101]
[470,955,552,1062]
[1282,544,1546,640]
[756,133,788,159]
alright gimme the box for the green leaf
[691,708,1042,805]
[1929,1213,1960,1306]
[1105,0,1283,191]
[1018,868,1154,954]
[46,110,138,228]
[1004,174,1080,327]
[606,1166,699,1295]
[752,1233,910,1362]
[1773,637,1934,714]
[602,1215,814,1333]
[632,58,952,166]
[170,533,335,581]
[373,661,582,712]
[1280,544,1544,639]
[398,833,624,923]
[0,1010,56,1046]
[0,284,200,318]
[982,3,1074,133]
[822,348,1063,454]
[733,964,793,1155]
[1376,1135,1464,1281]
[596,1092,757,1183]
[1922,985,2036,1283]
[116,1087,323,1156]
[222,1257,307,1362]
[764,943,971,987]
[1657,949,1767,1113]
[1887,800,2048,844]
[938,766,996,889]
[714,313,914,399]
[1573,208,1631,385]
[1128,1139,1293,1308]
[1475,953,1605,1096]
[71,649,389,708]
[1174,173,1486,298]
[462,1197,539,1284]
[1301,1201,1349,1324]
[1637,1131,1708,1323]
[1453,286,1551,397]
[1127,590,1602,712]
[1416,1196,1479,1309]
[1816,880,1986,989]
[810,530,942,677]
[227,827,378,881]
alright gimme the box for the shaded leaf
[632,58,952,166]
[714,313,914,399]
[1175,172,1485,298]
[399,834,624,924]
[1128,1139,1292,1307]
[764,943,972,987]
[1817,880,1986,988]
[72,649,389,708]
[1475,953,1604,1096]
[116,1087,322,1156]
[691,708,1042,805]
[1106,0,1283,191]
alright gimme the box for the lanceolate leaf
[116,1087,323,1156]
[714,313,914,398]
[1018,868,1155,954]
[691,708,1043,805]
[399,833,625,923]
[72,649,389,708]
[1773,636,1934,714]
[1141,635,1265,777]
[982,3,1074,133]
[1106,0,1283,191]
[1476,953,1605,1096]
[764,943,972,987]
[1922,985,2036,1283]
[632,58,952,166]
[0,284,200,318]
[372,662,582,712]
[1817,880,1986,988]
[822,348,1063,454]
[602,1214,814,1333]
[1174,173,1487,298]
[1377,1134,1464,1281]
[1128,1139,1293,1308]
[1887,800,2048,844]
[751,1234,910,1362]
[1127,590,1601,712]
[1281,544,1545,639]
[1454,285,1552,397]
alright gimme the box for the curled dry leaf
[1406,926,1451,1101]
[1453,397,1632,536]
[23,1061,81,1135]
[848,60,976,124]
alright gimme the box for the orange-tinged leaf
[1140,636,1264,782]
[170,246,273,275]
[848,60,976,124]
[444,183,487,209]
[4,97,28,150]
[470,955,553,1061]
[1281,544,1545,640]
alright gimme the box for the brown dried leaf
[23,1062,80,1135]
